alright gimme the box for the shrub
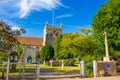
[64,59,75,66]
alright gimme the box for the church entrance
[27,56,32,63]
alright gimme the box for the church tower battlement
[43,22,62,47]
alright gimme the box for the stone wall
[96,61,117,76]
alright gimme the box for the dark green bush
[64,59,75,66]
[85,62,93,77]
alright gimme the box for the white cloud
[0,0,66,18]
[18,0,67,18]
[56,14,73,19]
[11,26,21,31]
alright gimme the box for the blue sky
[0,0,107,37]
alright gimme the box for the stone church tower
[43,22,62,47]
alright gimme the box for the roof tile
[16,36,43,46]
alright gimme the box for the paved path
[43,76,120,80]
[40,68,120,80]
[40,68,80,80]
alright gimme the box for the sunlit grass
[40,63,80,74]
[0,63,36,77]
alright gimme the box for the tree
[0,21,25,72]
[58,32,103,61]
[0,21,25,54]
[59,33,78,59]
[79,28,93,36]
[0,53,7,61]
[40,44,54,62]
[16,43,24,61]
[92,0,120,60]
[54,34,62,59]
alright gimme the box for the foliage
[54,34,62,59]
[40,44,54,61]
[55,32,102,61]
[0,53,7,61]
[16,43,24,59]
[79,28,93,36]
[59,33,80,59]
[92,0,120,60]
[0,21,25,54]
[64,59,75,66]
[85,62,93,76]
[109,48,120,61]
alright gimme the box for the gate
[80,61,95,77]
[85,61,93,77]
[0,61,40,80]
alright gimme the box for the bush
[64,59,75,66]
[85,62,93,77]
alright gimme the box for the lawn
[0,63,36,77]
[40,63,80,74]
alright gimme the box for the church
[16,22,62,63]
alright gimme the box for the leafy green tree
[74,35,98,61]
[54,34,62,59]
[92,0,120,60]
[79,28,93,36]
[0,21,25,71]
[0,53,7,61]
[59,32,102,61]
[40,44,54,62]
[0,21,25,54]
[60,33,78,59]
[16,43,24,60]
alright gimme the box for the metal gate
[80,61,95,77]
[85,61,93,77]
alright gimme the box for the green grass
[40,63,80,74]
[0,64,36,77]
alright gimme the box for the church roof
[16,36,43,46]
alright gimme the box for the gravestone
[96,32,117,76]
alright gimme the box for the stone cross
[103,32,110,61]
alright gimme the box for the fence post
[36,57,40,80]
[93,60,96,77]
[80,61,85,77]
[22,62,25,80]
[2,61,4,79]
[61,59,64,69]
[6,57,10,80]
